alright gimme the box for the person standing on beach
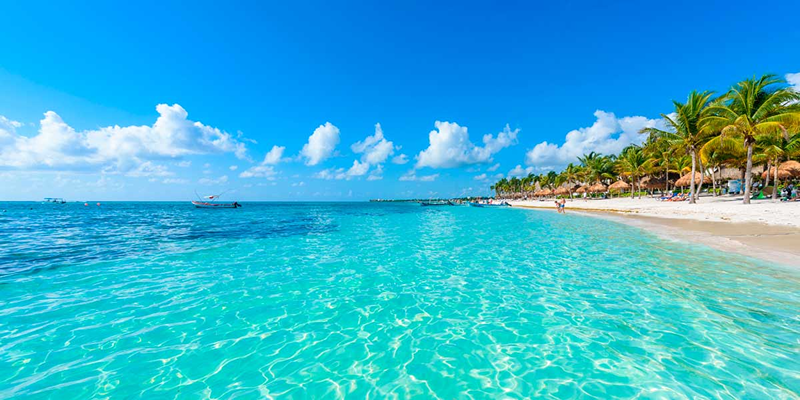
[554,200,561,214]
[559,198,566,214]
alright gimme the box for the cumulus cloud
[229,165,238,171]
[392,154,409,164]
[301,122,339,166]
[239,165,277,179]
[474,173,488,180]
[525,110,663,168]
[262,145,286,165]
[415,122,519,169]
[315,160,369,180]
[367,164,384,181]
[487,163,500,172]
[508,164,534,178]
[787,72,800,91]
[399,170,439,182]
[0,104,249,176]
[351,123,397,165]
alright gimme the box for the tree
[701,74,800,204]
[616,146,652,199]
[641,91,715,204]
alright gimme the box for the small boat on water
[484,201,511,207]
[43,197,67,204]
[192,191,241,209]
[420,200,453,206]
[467,202,484,207]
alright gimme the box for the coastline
[509,198,800,267]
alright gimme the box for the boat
[192,200,241,208]
[192,191,241,209]
[467,202,484,208]
[43,197,67,204]
[484,201,511,207]
[420,200,453,206]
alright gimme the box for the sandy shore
[508,196,800,266]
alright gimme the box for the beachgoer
[559,198,566,214]
[554,200,561,213]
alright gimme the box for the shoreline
[509,200,800,267]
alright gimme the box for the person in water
[554,200,561,214]
[560,198,566,214]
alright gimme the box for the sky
[1,0,799,201]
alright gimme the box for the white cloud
[474,173,488,180]
[487,163,500,172]
[351,123,397,165]
[347,160,369,177]
[126,161,173,177]
[175,160,191,167]
[525,110,662,168]
[0,104,249,174]
[315,160,369,180]
[367,164,384,181]
[787,72,800,91]
[508,164,534,178]
[239,165,276,179]
[392,154,409,164]
[198,175,228,185]
[291,181,305,187]
[415,122,519,169]
[399,170,439,182]
[262,145,286,165]
[301,122,339,166]
[229,165,238,171]
[162,178,188,184]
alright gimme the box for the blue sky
[1,0,799,201]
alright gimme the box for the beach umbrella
[553,187,569,196]
[639,176,669,190]
[761,160,800,179]
[675,172,711,187]
[608,180,631,191]
[575,185,589,194]
[588,183,607,193]
[540,188,553,197]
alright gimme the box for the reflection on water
[0,202,798,398]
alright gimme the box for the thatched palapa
[608,180,631,191]
[675,172,711,187]
[588,183,607,193]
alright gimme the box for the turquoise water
[1,202,798,399]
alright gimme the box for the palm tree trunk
[689,150,697,204]
[695,156,705,201]
[764,161,771,191]
[743,142,754,204]
[711,168,717,197]
[773,158,779,200]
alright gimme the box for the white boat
[192,191,240,209]
[43,197,67,204]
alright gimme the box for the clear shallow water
[0,202,798,399]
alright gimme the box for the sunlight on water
[0,202,798,398]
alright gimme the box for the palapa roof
[588,182,607,193]
[608,180,631,191]
[553,187,569,195]
[639,176,670,189]
[575,185,590,194]
[762,160,800,179]
[675,172,711,187]
[540,188,553,196]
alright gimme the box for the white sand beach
[509,196,800,227]
[509,196,800,266]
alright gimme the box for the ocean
[1,202,798,398]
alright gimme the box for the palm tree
[641,91,715,204]
[641,130,675,192]
[616,146,652,199]
[757,132,800,199]
[700,74,800,204]
[560,163,582,198]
